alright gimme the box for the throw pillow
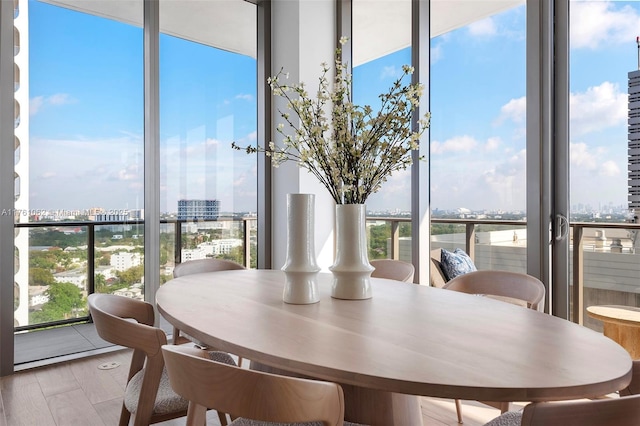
[440,248,477,281]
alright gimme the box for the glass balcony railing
[15,216,640,334]
[14,217,257,333]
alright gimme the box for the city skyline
[26,0,638,215]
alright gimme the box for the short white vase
[329,204,374,300]
[281,193,321,304]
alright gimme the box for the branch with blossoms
[232,37,430,205]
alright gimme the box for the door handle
[555,213,569,241]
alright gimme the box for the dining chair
[172,258,245,346]
[442,269,546,423]
[88,293,236,426]
[161,344,364,426]
[370,259,415,283]
[483,394,640,426]
[173,258,246,278]
[484,359,640,425]
[443,269,545,312]
[485,360,640,426]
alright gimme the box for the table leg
[340,383,424,426]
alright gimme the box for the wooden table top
[587,305,640,327]
[156,270,632,402]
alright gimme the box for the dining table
[156,269,632,426]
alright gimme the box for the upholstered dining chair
[88,293,236,426]
[172,258,245,346]
[482,395,640,426]
[484,359,640,426]
[172,258,245,279]
[370,259,415,283]
[442,269,546,423]
[161,344,364,426]
[443,269,545,312]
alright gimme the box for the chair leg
[455,399,463,424]
[217,410,228,426]
[499,401,510,413]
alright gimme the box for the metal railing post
[390,219,400,260]
[572,224,584,324]
[174,220,182,265]
[465,223,476,261]
[244,218,251,268]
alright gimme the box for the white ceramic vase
[281,193,321,304]
[329,204,374,300]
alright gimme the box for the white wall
[271,0,336,271]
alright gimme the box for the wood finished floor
[0,347,519,426]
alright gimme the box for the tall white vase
[329,204,374,300]
[281,193,321,304]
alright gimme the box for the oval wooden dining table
[156,269,632,426]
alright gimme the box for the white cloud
[571,142,620,177]
[48,93,74,105]
[495,96,526,125]
[29,136,144,210]
[485,137,501,151]
[570,1,640,49]
[431,135,478,154]
[29,93,76,115]
[430,43,443,64]
[235,94,254,102]
[431,135,501,155]
[30,96,45,116]
[467,17,497,37]
[571,142,598,170]
[380,65,402,80]
[600,160,620,177]
[570,81,626,136]
[495,82,626,136]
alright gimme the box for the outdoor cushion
[440,248,477,281]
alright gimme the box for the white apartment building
[110,252,142,271]
[198,239,242,256]
[181,248,207,263]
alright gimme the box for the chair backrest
[443,270,545,312]
[430,249,448,288]
[370,259,415,283]
[88,293,166,353]
[88,293,171,425]
[161,344,345,426]
[173,258,245,278]
[520,394,640,426]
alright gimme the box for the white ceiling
[41,0,523,65]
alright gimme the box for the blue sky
[25,0,640,215]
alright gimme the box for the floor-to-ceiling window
[159,0,258,277]
[352,0,413,262]
[569,0,640,326]
[430,1,527,271]
[1,0,260,373]
[18,0,143,332]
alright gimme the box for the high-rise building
[177,199,220,220]
[628,69,640,213]
[14,0,29,327]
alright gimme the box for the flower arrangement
[233,38,430,205]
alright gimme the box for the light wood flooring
[0,346,520,426]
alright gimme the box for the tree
[115,265,144,286]
[30,282,84,323]
[29,267,55,287]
